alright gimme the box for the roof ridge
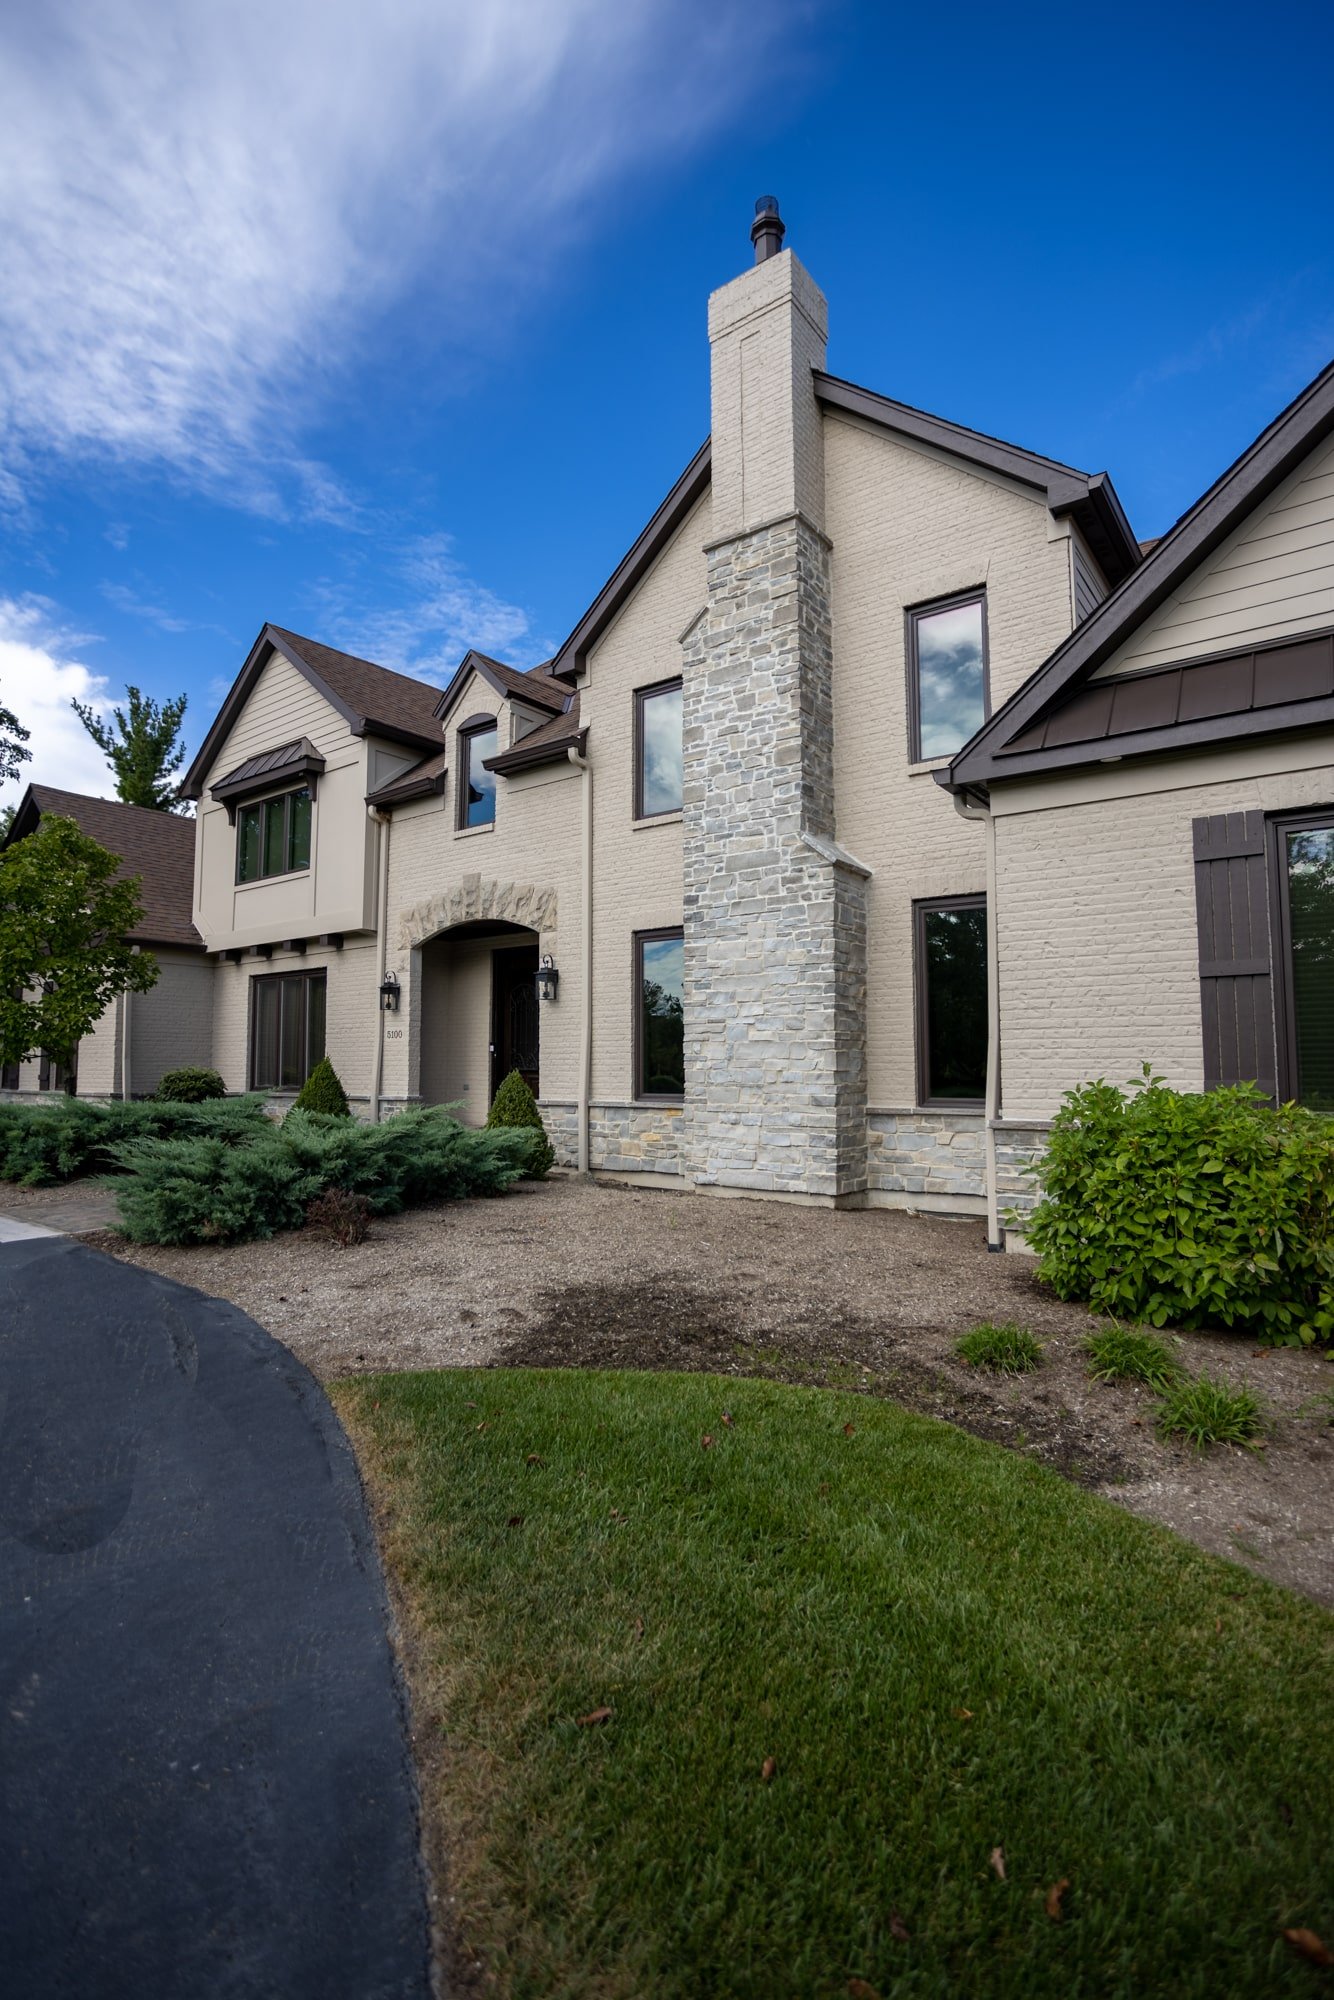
[31,783,194,825]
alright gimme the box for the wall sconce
[379,971,401,1013]
[536,955,559,1002]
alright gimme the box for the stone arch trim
[397,875,557,952]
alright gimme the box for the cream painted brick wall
[708,250,828,539]
[127,950,215,1093]
[824,412,1077,1107]
[584,494,709,1105]
[77,995,122,1096]
[993,738,1334,1118]
[419,936,493,1118]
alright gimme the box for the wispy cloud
[0,598,115,808]
[309,533,545,681]
[100,581,191,634]
[0,0,802,516]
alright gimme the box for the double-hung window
[1274,813,1334,1112]
[907,591,989,762]
[634,678,683,819]
[634,928,685,1100]
[915,896,988,1105]
[250,970,327,1091]
[237,786,312,883]
[458,722,499,828]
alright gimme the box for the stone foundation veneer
[538,1101,684,1177]
[994,1120,1051,1236]
[867,1111,985,1200]
[681,514,868,1200]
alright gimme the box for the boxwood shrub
[1023,1067,1334,1347]
[112,1107,538,1245]
[154,1067,227,1103]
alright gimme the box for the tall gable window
[907,591,989,761]
[237,786,312,883]
[250,969,326,1091]
[1276,815,1334,1112]
[915,896,988,1105]
[635,679,683,819]
[635,928,684,1100]
[458,721,499,828]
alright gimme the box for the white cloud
[309,532,545,681]
[0,0,801,513]
[0,599,116,809]
[100,581,191,634]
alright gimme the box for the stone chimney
[680,201,868,1203]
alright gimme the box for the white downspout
[566,743,592,1175]
[953,787,1001,1250]
[368,806,392,1124]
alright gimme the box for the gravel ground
[34,1173,1334,1607]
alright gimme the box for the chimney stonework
[681,229,869,1200]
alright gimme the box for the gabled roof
[487,692,584,774]
[4,785,202,950]
[942,356,1334,793]
[365,747,448,807]
[433,649,567,727]
[182,625,445,798]
[813,373,1141,588]
[549,441,712,683]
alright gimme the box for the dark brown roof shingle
[13,786,201,950]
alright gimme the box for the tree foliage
[72,684,189,811]
[293,1055,351,1117]
[0,816,159,1068]
[486,1068,555,1176]
[0,684,31,788]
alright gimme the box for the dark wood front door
[491,947,540,1100]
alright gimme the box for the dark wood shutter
[1192,811,1277,1097]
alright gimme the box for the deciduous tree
[0,816,158,1072]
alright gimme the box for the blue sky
[2,0,1332,804]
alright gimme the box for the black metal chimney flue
[750,195,785,264]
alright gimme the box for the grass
[955,1322,1043,1374]
[334,1368,1334,1999]
[1156,1373,1267,1450]
[1084,1323,1184,1392]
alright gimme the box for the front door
[491,946,540,1100]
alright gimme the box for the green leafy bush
[955,1322,1043,1374]
[1084,1324,1184,1392]
[1154,1373,1266,1450]
[112,1107,536,1245]
[0,1094,271,1185]
[154,1067,227,1103]
[292,1056,351,1118]
[1023,1068,1334,1348]
[486,1069,554,1177]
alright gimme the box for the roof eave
[486,726,588,775]
[549,442,712,684]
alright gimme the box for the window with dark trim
[236,786,312,883]
[634,678,683,819]
[907,590,989,762]
[249,970,327,1091]
[915,896,987,1105]
[634,928,684,1100]
[1272,810,1334,1112]
[457,721,499,828]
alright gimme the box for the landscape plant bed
[333,1366,1334,1999]
[68,1180,1334,1604]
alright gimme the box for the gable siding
[1071,534,1107,624]
[1094,430,1334,678]
[212,646,352,767]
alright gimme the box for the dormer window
[237,785,312,883]
[458,720,499,828]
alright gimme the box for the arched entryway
[418,920,540,1121]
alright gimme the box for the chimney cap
[750,195,786,264]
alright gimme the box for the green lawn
[334,1369,1334,2000]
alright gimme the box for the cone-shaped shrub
[292,1056,351,1118]
[486,1069,554,1177]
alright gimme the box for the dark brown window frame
[1267,803,1334,1106]
[905,587,991,764]
[913,893,988,1109]
[248,967,327,1092]
[235,784,312,885]
[456,718,500,830]
[632,925,685,1104]
[633,676,684,822]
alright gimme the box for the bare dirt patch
[78,1175,1334,1605]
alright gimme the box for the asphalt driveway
[0,1232,430,1999]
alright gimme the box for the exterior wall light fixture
[536,955,559,1002]
[379,971,401,1013]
